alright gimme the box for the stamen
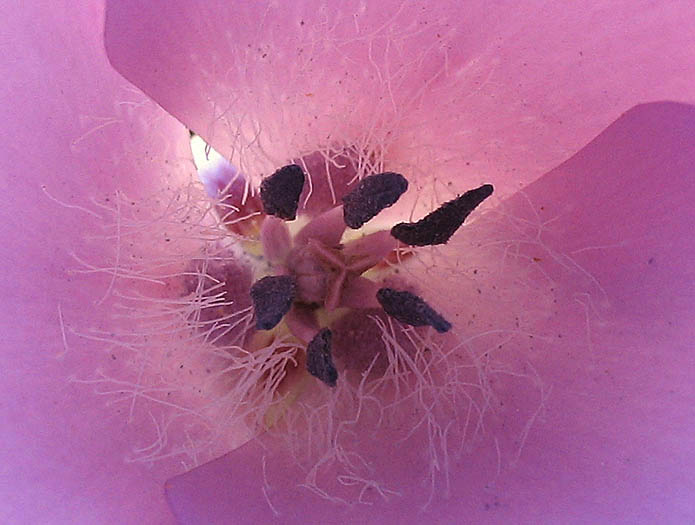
[376,288,452,333]
[391,184,493,246]
[260,164,306,220]
[342,172,408,229]
[250,275,296,330]
[306,328,338,387]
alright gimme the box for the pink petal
[343,230,399,271]
[338,276,381,310]
[1,3,195,522]
[105,1,695,197]
[165,103,695,523]
[8,1,692,523]
[294,206,346,248]
[284,305,320,344]
[260,216,292,265]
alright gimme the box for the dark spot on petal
[391,184,493,246]
[376,288,451,333]
[306,328,337,386]
[342,172,408,229]
[250,275,296,330]
[260,164,305,220]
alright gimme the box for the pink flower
[3,1,694,523]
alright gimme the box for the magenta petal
[165,102,695,523]
[343,230,399,270]
[1,3,196,523]
[500,102,695,319]
[105,1,695,194]
[260,216,292,265]
[294,206,346,248]
[338,276,380,310]
[284,305,319,344]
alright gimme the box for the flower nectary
[244,162,493,386]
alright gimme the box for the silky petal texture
[101,2,695,522]
[166,102,695,523]
[104,0,695,199]
[0,2,193,523]
[6,2,693,524]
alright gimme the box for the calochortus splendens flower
[249,163,492,385]
[4,1,695,523]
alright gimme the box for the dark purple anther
[250,275,296,330]
[391,184,493,246]
[306,328,337,387]
[342,172,408,229]
[260,164,306,220]
[376,288,452,333]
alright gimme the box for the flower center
[192,144,493,388]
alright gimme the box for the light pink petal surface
[104,1,695,197]
[0,3,191,523]
[166,103,695,523]
[5,0,693,523]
